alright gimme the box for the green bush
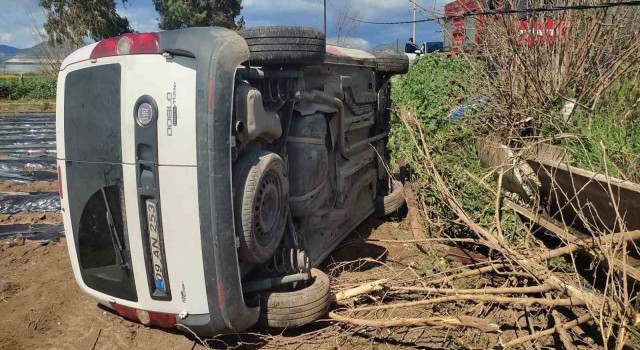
[0,75,57,100]
[389,54,513,238]
[391,54,481,133]
[390,53,639,242]
[389,54,483,175]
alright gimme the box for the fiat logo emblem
[137,102,154,127]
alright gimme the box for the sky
[0,0,447,50]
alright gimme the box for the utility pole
[323,0,327,36]
[412,0,417,42]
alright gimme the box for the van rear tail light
[110,303,176,328]
[145,310,177,328]
[90,33,159,59]
[110,302,137,320]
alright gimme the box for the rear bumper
[158,27,259,335]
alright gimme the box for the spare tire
[239,26,326,67]
[233,150,289,263]
[374,52,410,75]
[259,268,331,328]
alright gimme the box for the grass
[541,74,640,182]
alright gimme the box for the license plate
[146,200,167,293]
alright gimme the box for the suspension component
[261,78,295,110]
[265,247,310,275]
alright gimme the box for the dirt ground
[0,216,438,350]
[0,113,589,349]
[0,237,200,350]
[0,212,62,225]
[0,181,59,194]
[0,101,56,114]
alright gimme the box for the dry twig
[329,312,501,333]
[501,314,592,349]
[345,294,585,313]
[333,279,389,304]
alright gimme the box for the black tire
[233,151,289,263]
[259,268,331,328]
[376,180,406,217]
[239,26,326,67]
[374,52,410,75]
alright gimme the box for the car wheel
[376,180,406,217]
[239,26,326,67]
[374,52,410,75]
[259,268,331,328]
[234,150,289,263]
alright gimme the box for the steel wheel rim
[254,173,281,245]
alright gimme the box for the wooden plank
[528,158,640,233]
[534,143,572,163]
[506,199,640,282]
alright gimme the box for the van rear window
[77,184,137,301]
[64,64,122,163]
[64,64,137,301]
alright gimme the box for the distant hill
[0,45,20,60]
[0,42,71,59]
[0,43,41,63]
[20,42,78,59]
[14,42,48,58]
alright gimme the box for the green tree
[152,0,244,30]
[40,0,132,45]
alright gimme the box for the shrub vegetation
[389,54,526,239]
[0,75,57,100]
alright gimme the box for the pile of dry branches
[326,4,639,347]
[324,107,639,348]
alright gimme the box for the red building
[443,0,567,55]
[443,0,485,54]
